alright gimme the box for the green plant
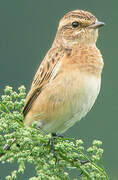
[0,86,109,180]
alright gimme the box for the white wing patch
[49,60,62,81]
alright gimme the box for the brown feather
[23,47,65,117]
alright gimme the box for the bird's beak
[88,21,105,29]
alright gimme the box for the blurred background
[0,0,117,179]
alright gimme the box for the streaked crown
[53,10,104,48]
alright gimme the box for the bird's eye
[72,21,79,28]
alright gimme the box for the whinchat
[23,10,104,134]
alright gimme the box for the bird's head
[55,10,104,48]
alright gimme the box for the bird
[23,10,104,135]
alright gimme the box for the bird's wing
[23,47,65,117]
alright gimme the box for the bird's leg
[50,135,58,163]
[36,124,58,161]
[49,133,64,164]
[37,124,63,163]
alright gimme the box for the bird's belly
[64,74,101,132]
[42,72,101,133]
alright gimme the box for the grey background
[0,0,117,179]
